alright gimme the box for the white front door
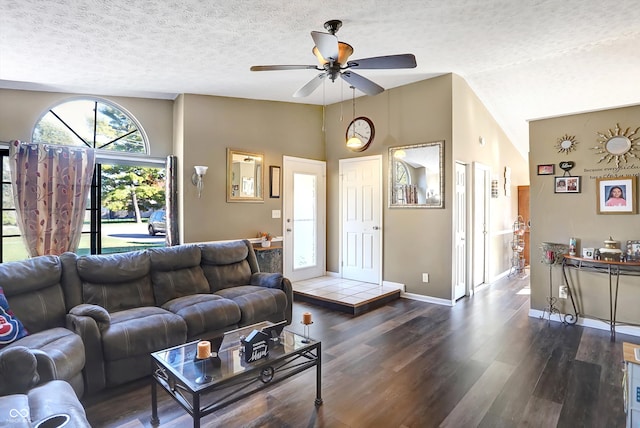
[340,155,382,284]
[283,156,326,282]
[453,162,467,300]
[472,162,490,290]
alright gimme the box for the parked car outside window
[148,210,166,236]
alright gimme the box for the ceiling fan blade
[293,73,327,98]
[251,65,318,71]
[311,31,339,62]
[340,71,384,96]
[347,54,417,70]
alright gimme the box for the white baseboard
[325,271,340,278]
[528,309,640,338]
[382,280,405,291]
[402,291,454,307]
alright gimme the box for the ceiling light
[312,42,354,65]
[346,85,364,150]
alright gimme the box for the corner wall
[452,75,529,280]
[324,74,526,300]
[529,104,640,324]
[178,94,324,243]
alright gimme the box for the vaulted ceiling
[2,1,640,157]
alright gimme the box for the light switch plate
[272,210,281,219]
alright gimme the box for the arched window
[32,98,148,154]
[394,160,410,186]
[0,98,165,261]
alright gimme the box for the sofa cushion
[0,256,67,333]
[200,241,254,292]
[215,286,288,326]
[0,287,28,348]
[102,307,186,361]
[76,251,154,312]
[161,294,241,338]
[148,245,210,306]
[12,328,85,382]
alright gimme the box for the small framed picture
[627,240,640,261]
[596,176,637,214]
[582,248,595,259]
[537,164,555,175]
[269,166,281,198]
[555,176,581,193]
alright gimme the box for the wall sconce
[191,165,208,198]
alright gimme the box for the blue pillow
[0,286,28,348]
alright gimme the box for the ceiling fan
[250,19,417,98]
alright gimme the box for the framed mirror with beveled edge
[227,148,264,203]
[389,141,444,208]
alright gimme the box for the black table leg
[315,343,323,406]
[151,376,159,426]
[193,392,200,428]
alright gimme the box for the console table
[561,255,640,341]
[253,242,283,273]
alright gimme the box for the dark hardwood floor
[84,273,632,427]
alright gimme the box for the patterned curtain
[9,140,96,257]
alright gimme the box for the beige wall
[178,94,324,243]
[529,104,640,324]
[0,89,174,156]
[324,74,527,300]
[452,75,529,279]
[1,78,526,302]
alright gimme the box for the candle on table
[302,312,312,325]
[197,341,211,359]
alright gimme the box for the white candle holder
[195,358,212,384]
[301,321,314,343]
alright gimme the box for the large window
[0,98,166,262]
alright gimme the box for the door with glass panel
[283,157,326,281]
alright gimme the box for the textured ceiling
[2,1,640,156]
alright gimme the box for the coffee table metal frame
[150,324,322,428]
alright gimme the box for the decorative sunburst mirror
[593,123,640,168]
[555,134,578,154]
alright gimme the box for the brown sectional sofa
[0,239,292,413]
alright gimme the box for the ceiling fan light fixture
[346,136,364,149]
[312,42,353,65]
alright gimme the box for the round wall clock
[555,134,578,154]
[593,123,640,168]
[346,116,375,152]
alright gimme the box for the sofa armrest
[66,305,108,394]
[250,273,293,324]
[250,272,284,288]
[69,303,110,329]
[0,346,39,395]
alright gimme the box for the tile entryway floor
[291,276,403,316]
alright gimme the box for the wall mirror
[227,148,264,202]
[389,141,444,208]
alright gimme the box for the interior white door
[283,156,326,282]
[472,162,490,289]
[340,155,382,284]
[453,162,467,300]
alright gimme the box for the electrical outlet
[559,285,568,299]
[422,273,429,283]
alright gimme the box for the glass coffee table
[150,321,322,428]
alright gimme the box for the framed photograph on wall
[627,240,640,261]
[537,164,555,175]
[269,166,281,198]
[555,176,580,193]
[596,176,637,214]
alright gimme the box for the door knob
[373,226,380,230]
